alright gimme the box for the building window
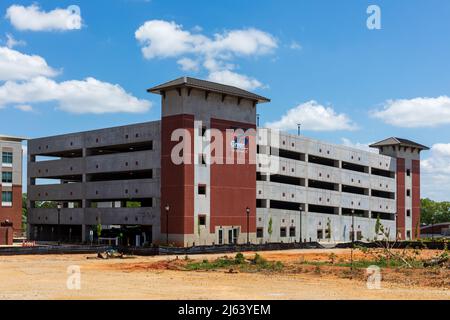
[2,152,13,164]
[201,126,207,136]
[406,209,411,217]
[280,227,287,237]
[2,172,12,183]
[256,228,264,238]
[357,231,363,241]
[406,230,411,239]
[289,226,296,237]
[218,229,223,244]
[198,215,206,226]
[317,229,323,239]
[2,191,12,203]
[406,169,411,176]
[198,185,206,195]
[199,154,206,165]
[406,189,411,197]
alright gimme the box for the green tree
[36,201,58,209]
[421,198,450,225]
[375,214,381,236]
[268,217,273,239]
[96,221,102,243]
[126,201,141,208]
[22,193,28,233]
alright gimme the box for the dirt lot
[0,248,448,300]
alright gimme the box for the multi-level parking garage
[255,131,398,243]
[27,122,160,244]
[27,77,427,246]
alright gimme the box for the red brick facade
[0,226,13,245]
[0,185,22,236]
[160,114,195,244]
[209,118,256,234]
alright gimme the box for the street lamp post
[351,208,355,273]
[165,204,170,245]
[246,207,250,244]
[57,203,62,245]
[431,217,435,240]
[299,205,304,243]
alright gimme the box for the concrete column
[81,224,87,244]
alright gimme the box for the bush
[234,253,245,264]
[252,253,267,266]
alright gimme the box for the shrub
[252,253,267,266]
[234,253,245,264]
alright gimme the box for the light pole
[57,203,62,245]
[297,123,301,136]
[431,217,435,240]
[165,204,170,245]
[246,207,250,244]
[299,205,304,243]
[351,208,355,274]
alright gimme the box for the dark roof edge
[147,76,270,103]
[369,137,429,150]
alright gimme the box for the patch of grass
[299,258,424,269]
[185,253,284,272]
[185,256,237,271]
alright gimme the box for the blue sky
[1,0,450,200]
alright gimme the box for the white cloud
[207,70,262,91]
[0,46,148,114]
[372,96,450,128]
[6,4,82,31]
[6,33,26,48]
[177,57,199,72]
[289,41,302,50]
[266,100,358,131]
[135,20,277,59]
[0,77,151,114]
[422,143,450,175]
[0,46,58,81]
[421,143,450,201]
[192,25,203,33]
[135,20,277,90]
[135,20,206,59]
[340,138,378,153]
[14,104,33,112]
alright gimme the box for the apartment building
[27,77,428,246]
[0,135,25,238]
